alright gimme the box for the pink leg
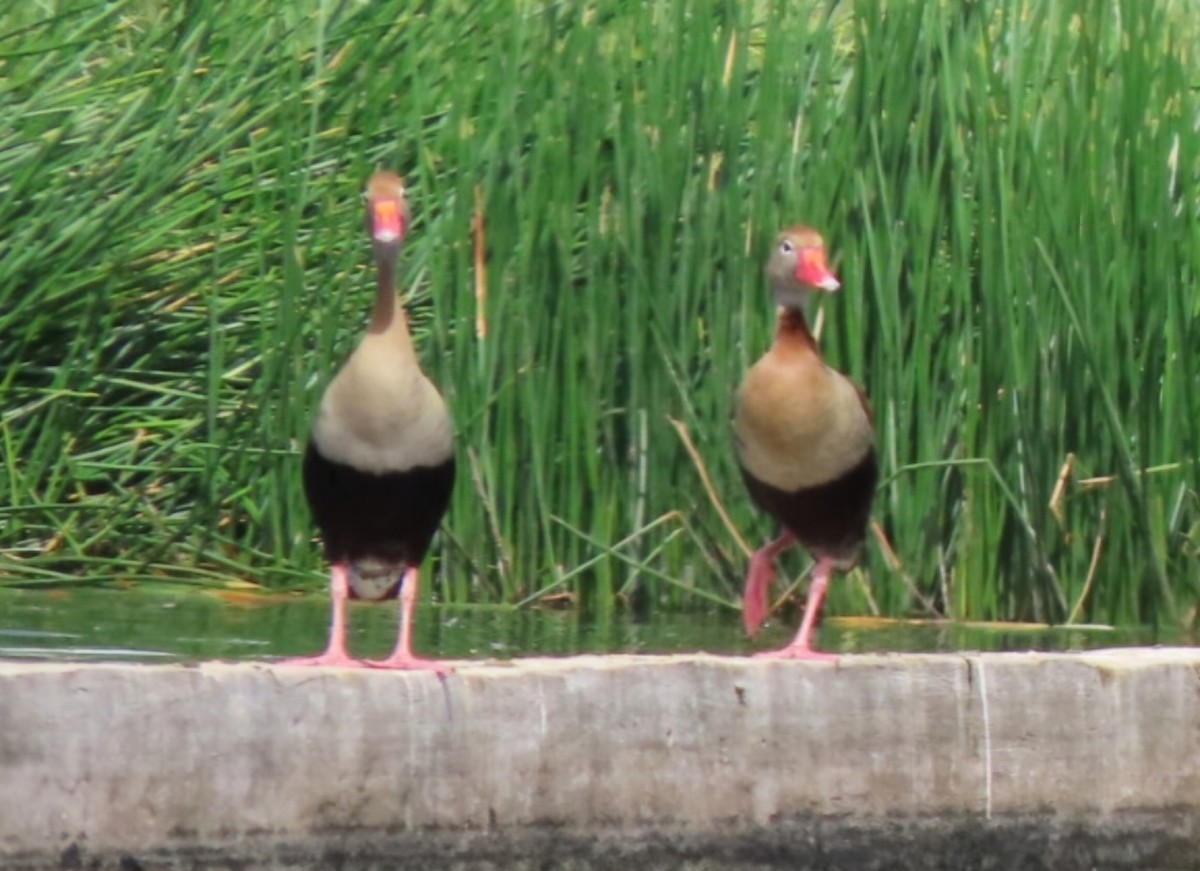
[279,563,367,667]
[367,566,453,674]
[754,556,838,662]
[742,532,796,636]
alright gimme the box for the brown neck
[775,306,819,353]
[367,252,407,337]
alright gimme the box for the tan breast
[734,346,873,492]
[311,338,453,474]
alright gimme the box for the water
[0,586,1185,664]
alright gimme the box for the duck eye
[779,239,794,254]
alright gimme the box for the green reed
[1,0,1197,630]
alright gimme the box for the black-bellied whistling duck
[734,226,877,660]
[282,171,456,672]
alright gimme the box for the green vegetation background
[2,0,1198,630]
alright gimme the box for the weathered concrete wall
[1,649,1199,870]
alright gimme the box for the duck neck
[775,305,819,354]
[367,251,413,349]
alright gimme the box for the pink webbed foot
[279,564,364,667]
[753,644,838,663]
[364,566,452,675]
[752,557,837,662]
[365,654,454,675]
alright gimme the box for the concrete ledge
[2,650,1199,870]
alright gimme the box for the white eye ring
[779,239,794,254]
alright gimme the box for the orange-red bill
[794,247,840,291]
[372,198,404,242]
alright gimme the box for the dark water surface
[0,587,1187,664]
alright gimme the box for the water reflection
[0,586,1185,664]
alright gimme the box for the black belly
[741,450,878,563]
[302,441,456,586]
